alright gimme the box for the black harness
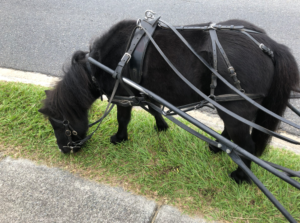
[53,11,275,152]
[103,11,274,108]
[79,11,300,222]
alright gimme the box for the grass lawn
[0,80,300,222]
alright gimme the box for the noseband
[50,117,83,153]
[50,100,116,153]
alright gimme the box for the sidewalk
[0,68,216,222]
[0,156,210,223]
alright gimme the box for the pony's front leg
[110,105,132,144]
[148,102,169,131]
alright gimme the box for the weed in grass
[1,81,300,222]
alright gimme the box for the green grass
[1,80,300,222]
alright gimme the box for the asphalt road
[1,0,300,135]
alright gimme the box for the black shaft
[228,150,296,223]
[88,57,117,78]
[287,102,300,117]
[88,58,298,222]
[86,58,300,184]
[123,78,298,222]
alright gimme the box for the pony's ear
[45,90,51,97]
[38,107,51,116]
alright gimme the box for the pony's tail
[252,44,300,156]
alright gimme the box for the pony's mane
[90,20,135,61]
[44,51,97,120]
[42,21,136,120]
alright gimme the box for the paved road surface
[1,0,299,135]
[1,3,300,221]
[1,0,299,75]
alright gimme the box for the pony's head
[39,51,100,153]
[38,89,90,153]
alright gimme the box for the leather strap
[209,29,244,92]
[78,80,119,145]
[86,54,104,100]
[144,100,300,178]
[143,101,218,146]
[129,19,158,83]
[241,31,274,61]
[209,29,218,96]
[129,33,149,83]
[214,93,263,102]
[114,16,160,95]
[158,22,261,34]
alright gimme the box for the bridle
[49,106,115,152]
[49,54,118,153]
[50,117,83,152]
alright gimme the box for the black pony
[39,19,299,184]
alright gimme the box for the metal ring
[208,95,216,100]
[144,10,155,20]
[72,131,77,136]
[63,120,69,126]
[259,43,264,50]
[65,130,71,136]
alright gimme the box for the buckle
[136,19,142,29]
[121,53,131,64]
[208,23,216,30]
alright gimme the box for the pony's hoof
[110,134,128,145]
[209,144,222,153]
[229,170,252,185]
[154,124,169,132]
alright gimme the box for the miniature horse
[39,19,299,184]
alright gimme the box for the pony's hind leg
[209,127,231,153]
[110,105,132,144]
[217,105,257,184]
[225,121,254,184]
